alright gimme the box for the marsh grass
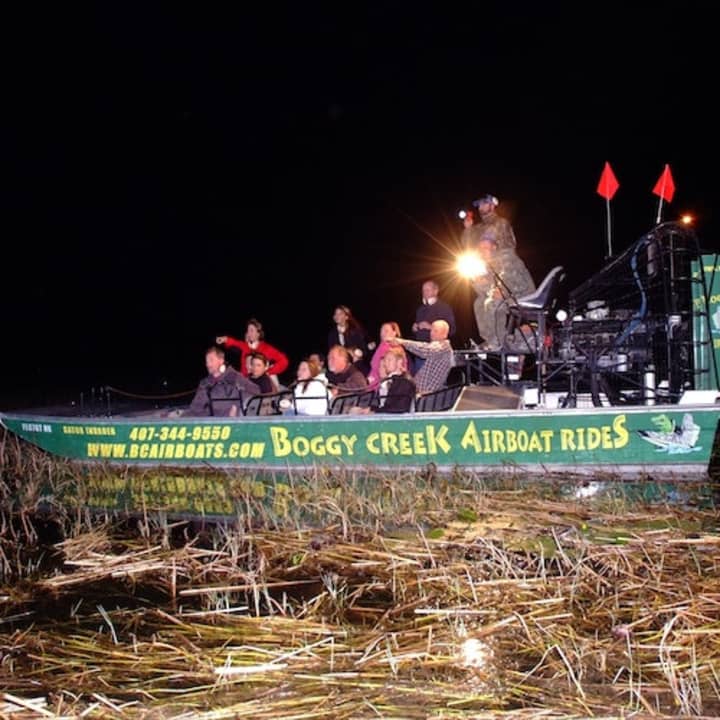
[1,429,720,718]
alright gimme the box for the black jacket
[375,373,416,413]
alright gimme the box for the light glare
[456,251,486,279]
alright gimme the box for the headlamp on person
[472,194,499,208]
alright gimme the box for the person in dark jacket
[247,351,275,394]
[411,280,456,374]
[373,346,416,413]
[412,280,456,342]
[327,305,372,376]
[326,344,368,401]
[183,346,258,417]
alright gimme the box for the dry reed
[1,427,720,718]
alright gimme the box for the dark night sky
[2,3,717,407]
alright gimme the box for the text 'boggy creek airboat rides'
[3,217,720,490]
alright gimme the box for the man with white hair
[392,319,453,394]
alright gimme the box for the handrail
[105,384,195,400]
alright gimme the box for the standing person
[182,346,259,417]
[471,193,517,251]
[471,234,535,352]
[393,319,454,394]
[412,280,456,343]
[327,305,372,377]
[367,321,406,388]
[411,280,456,374]
[216,318,289,390]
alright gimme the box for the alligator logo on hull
[637,413,702,454]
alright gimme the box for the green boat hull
[3,404,719,477]
[4,406,720,519]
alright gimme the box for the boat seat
[514,266,566,313]
[414,382,464,412]
[329,388,377,415]
[507,266,566,400]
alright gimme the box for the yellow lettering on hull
[269,426,358,458]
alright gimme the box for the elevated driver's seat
[508,266,566,402]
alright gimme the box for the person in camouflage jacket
[471,193,517,251]
[472,235,535,351]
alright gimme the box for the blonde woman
[374,346,416,413]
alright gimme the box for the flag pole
[652,164,675,225]
[655,169,666,224]
[605,198,612,257]
[655,196,664,225]
[596,161,619,259]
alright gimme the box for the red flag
[652,164,675,202]
[596,161,619,200]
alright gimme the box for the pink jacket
[367,340,394,388]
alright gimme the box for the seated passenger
[308,351,328,383]
[292,357,329,415]
[182,346,259,417]
[354,346,416,414]
[375,346,416,413]
[247,351,275,395]
[393,319,453,394]
[326,344,368,403]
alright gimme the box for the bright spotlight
[680,213,694,226]
[456,251,486,279]
[555,309,568,322]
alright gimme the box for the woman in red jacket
[216,318,289,389]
